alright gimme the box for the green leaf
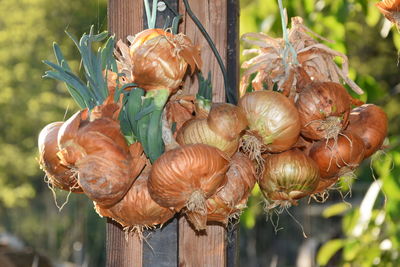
[322,202,351,218]
[317,239,345,266]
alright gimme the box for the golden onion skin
[129,29,202,93]
[309,132,365,179]
[95,170,174,228]
[239,91,301,152]
[176,119,240,157]
[38,122,83,193]
[148,144,229,211]
[296,82,351,140]
[207,152,256,225]
[259,150,320,203]
[346,104,388,159]
[207,103,248,141]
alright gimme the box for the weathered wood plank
[179,0,227,102]
[142,217,178,267]
[108,0,144,41]
[178,217,226,267]
[106,218,142,267]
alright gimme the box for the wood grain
[108,0,144,41]
[106,219,142,267]
[179,0,227,102]
[178,217,226,267]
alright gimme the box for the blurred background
[0,0,399,266]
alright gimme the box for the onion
[313,176,339,194]
[296,81,351,140]
[206,152,256,225]
[176,119,240,157]
[309,132,365,179]
[95,169,174,231]
[207,103,248,141]
[259,149,320,209]
[239,91,301,153]
[165,94,195,135]
[128,29,202,93]
[345,104,388,159]
[38,122,82,192]
[148,144,229,231]
[56,99,146,207]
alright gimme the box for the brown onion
[165,94,195,135]
[38,122,82,192]
[346,104,388,159]
[57,99,146,207]
[259,150,320,208]
[309,132,365,179]
[313,176,339,194]
[206,152,256,225]
[128,29,202,93]
[176,119,240,157]
[207,103,248,141]
[296,81,351,140]
[95,169,174,230]
[239,91,301,153]
[148,144,229,230]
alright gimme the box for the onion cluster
[39,22,388,235]
[234,66,388,210]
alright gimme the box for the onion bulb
[95,169,174,232]
[239,91,301,153]
[165,94,195,135]
[56,99,146,207]
[309,132,365,179]
[148,144,229,231]
[206,152,256,225]
[259,150,320,209]
[38,122,82,192]
[296,81,351,140]
[176,119,240,157]
[345,104,388,159]
[207,103,248,141]
[128,29,202,93]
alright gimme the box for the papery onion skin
[309,132,365,179]
[207,103,248,141]
[207,152,256,225]
[259,150,320,203]
[346,104,388,159]
[129,29,202,93]
[148,144,229,211]
[95,170,174,228]
[38,122,82,192]
[296,82,351,140]
[313,176,339,194]
[176,119,240,157]
[239,91,301,152]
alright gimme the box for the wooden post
[107,0,240,266]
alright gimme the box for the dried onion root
[95,169,174,236]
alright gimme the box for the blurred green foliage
[0,0,107,265]
[239,0,400,265]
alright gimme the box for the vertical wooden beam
[106,219,142,267]
[108,0,144,41]
[179,0,227,102]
